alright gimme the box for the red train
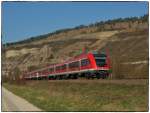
[24,50,111,80]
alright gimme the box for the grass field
[3,79,148,111]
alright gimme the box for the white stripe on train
[25,68,109,79]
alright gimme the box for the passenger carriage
[24,50,111,80]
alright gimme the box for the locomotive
[24,50,111,80]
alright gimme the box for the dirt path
[2,87,42,111]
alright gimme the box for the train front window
[95,58,106,67]
[94,54,106,67]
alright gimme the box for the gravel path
[2,87,42,112]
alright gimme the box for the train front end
[88,52,111,79]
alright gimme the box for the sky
[2,1,148,43]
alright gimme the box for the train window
[69,61,79,68]
[49,68,54,72]
[81,59,90,66]
[61,64,67,70]
[56,66,61,71]
[95,59,106,67]
[94,54,106,67]
[55,67,58,71]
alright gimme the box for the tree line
[3,14,148,47]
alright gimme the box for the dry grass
[102,29,149,79]
[3,79,148,111]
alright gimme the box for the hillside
[2,15,149,79]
